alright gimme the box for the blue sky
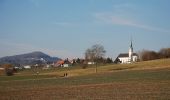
[0,0,170,59]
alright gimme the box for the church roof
[118,53,138,58]
[118,53,129,57]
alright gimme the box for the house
[63,64,69,67]
[115,40,138,64]
[55,58,72,67]
[55,60,64,67]
[43,64,52,69]
[23,65,31,69]
[87,62,95,65]
[0,67,5,70]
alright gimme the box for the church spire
[129,38,133,62]
[130,38,133,51]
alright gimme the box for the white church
[115,41,138,64]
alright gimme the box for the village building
[115,40,138,64]
[54,58,72,67]
[23,65,31,69]
[55,60,64,67]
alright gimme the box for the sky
[0,0,170,59]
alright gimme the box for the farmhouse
[115,40,138,64]
[55,58,72,67]
[23,65,31,69]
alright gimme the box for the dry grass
[0,67,170,100]
[1,59,170,100]
[6,58,170,78]
[43,58,170,77]
[1,81,170,100]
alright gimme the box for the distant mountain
[0,51,61,66]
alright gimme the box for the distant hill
[0,51,61,66]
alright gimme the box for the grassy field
[0,59,170,100]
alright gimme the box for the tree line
[139,48,170,61]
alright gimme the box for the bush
[139,48,170,61]
[139,50,159,61]
[159,48,170,58]
[82,64,88,69]
[5,68,14,76]
[3,64,14,76]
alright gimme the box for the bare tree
[85,44,106,73]
[138,50,159,61]
[85,48,94,61]
[85,44,106,62]
[159,48,170,58]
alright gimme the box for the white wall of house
[119,57,129,64]
[88,62,95,65]
[132,56,138,62]
[0,68,4,70]
[63,64,69,67]
[119,56,138,64]
[24,65,31,69]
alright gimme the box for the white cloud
[93,2,170,33]
[94,12,170,33]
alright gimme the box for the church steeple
[130,39,133,52]
[129,39,133,62]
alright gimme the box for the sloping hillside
[41,58,170,77]
[0,51,60,66]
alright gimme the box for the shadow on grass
[111,66,135,71]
